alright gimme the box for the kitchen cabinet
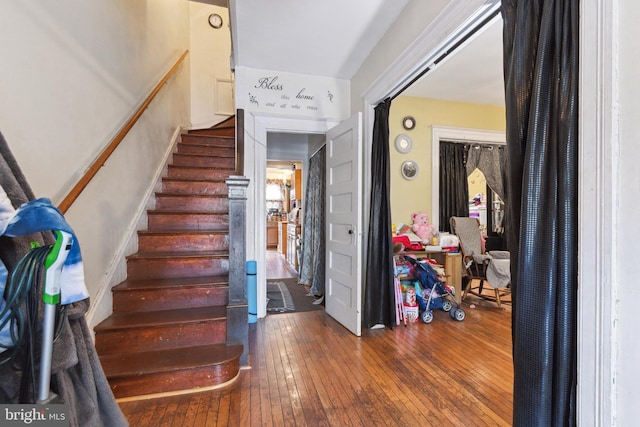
[277,221,287,255]
[266,221,278,249]
[290,169,302,201]
[286,223,301,271]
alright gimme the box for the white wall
[189,2,234,126]
[349,0,451,112]
[615,0,640,422]
[0,1,190,328]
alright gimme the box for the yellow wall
[389,96,505,228]
[468,168,487,199]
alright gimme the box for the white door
[325,113,362,336]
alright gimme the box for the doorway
[249,116,338,319]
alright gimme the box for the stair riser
[155,195,228,211]
[112,286,228,313]
[127,257,229,279]
[167,166,233,181]
[138,233,229,252]
[95,320,226,356]
[186,128,236,137]
[181,134,235,145]
[147,212,229,231]
[161,180,227,195]
[172,154,235,168]
[177,144,235,157]
[107,359,239,399]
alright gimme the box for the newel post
[226,175,249,365]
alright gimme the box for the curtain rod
[442,139,506,147]
[390,8,501,102]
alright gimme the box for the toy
[411,212,437,242]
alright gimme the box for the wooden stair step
[147,209,229,231]
[137,229,229,252]
[94,306,227,355]
[155,193,229,210]
[112,275,229,312]
[101,343,243,399]
[167,165,234,181]
[172,153,235,168]
[161,178,228,195]
[177,142,235,157]
[180,133,235,146]
[188,126,236,137]
[126,250,229,279]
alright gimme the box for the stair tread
[138,229,228,236]
[128,250,229,259]
[155,192,227,198]
[148,209,229,214]
[95,305,226,331]
[174,152,234,158]
[113,275,229,291]
[161,177,228,183]
[101,343,243,378]
[168,164,234,170]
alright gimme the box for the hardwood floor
[118,290,513,426]
[266,249,298,280]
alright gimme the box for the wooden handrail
[58,50,189,214]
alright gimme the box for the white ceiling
[402,16,504,107]
[232,0,409,79]
[231,1,504,107]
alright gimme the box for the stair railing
[58,50,189,214]
[226,108,249,365]
[235,109,244,176]
[226,176,249,366]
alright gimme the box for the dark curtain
[363,98,394,329]
[439,141,469,232]
[299,146,326,297]
[503,0,578,425]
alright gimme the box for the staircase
[94,117,246,400]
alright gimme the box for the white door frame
[358,0,613,422]
[430,126,506,232]
[248,114,339,319]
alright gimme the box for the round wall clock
[402,116,416,130]
[401,160,419,180]
[394,134,413,153]
[208,13,223,29]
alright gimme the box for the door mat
[267,282,296,313]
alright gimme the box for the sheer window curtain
[298,146,326,297]
[503,0,579,424]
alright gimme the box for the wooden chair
[450,216,511,307]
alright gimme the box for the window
[266,179,285,212]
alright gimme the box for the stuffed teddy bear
[411,212,437,242]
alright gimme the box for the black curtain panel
[363,98,395,329]
[438,141,469,232]
[503,0,578,425]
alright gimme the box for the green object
[43,230,66,304]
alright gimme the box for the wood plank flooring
[119,250,513,426]
[265,249,298,280]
